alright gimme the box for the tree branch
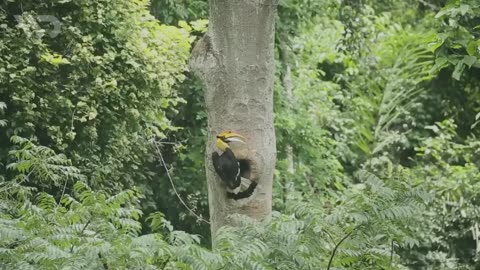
[70,220,91,253]
[418,0,440,10]
[326,230,355,270]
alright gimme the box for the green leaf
[191,20,209,33]
[431,56,449,72]
[467,40,479,56]
[463,55,477,68]
[458,4,471,15]
[452,60,465,80]
[40,53,71,66]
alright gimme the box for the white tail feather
[227,177,252,194]
[240,177,251,188]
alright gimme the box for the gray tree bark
[190,0,277,239]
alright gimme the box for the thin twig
[390,240,395,269]
[98,252,109,270]
[70,107,77,132]
[56,177,68,211]
[80,220,91,234]
[0,170,34,193]
[215,264,227,270]
[154,141,183,145]
[418,0,440,10]
[322,229,336,245]
[159,256,171,269]
[326,230,355,270]
[153,140,210,225]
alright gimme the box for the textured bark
[279,44,295,175]
[190,0,277,239]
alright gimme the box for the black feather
[211,148,241,189]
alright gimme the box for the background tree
[190,0,278,238]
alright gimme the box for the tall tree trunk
[190,0,277,240]
[279,42,295,202]
[282,64,294,174]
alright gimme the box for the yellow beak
[217,131,245,141]
[216,131,246,151]
[217,131,246,143]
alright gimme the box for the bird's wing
[224,148,241,182]
[211,152,223,176]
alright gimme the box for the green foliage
[401,120,480,269]
[214,168,428,270]
[0,101,6,127]
[347,31,434,161]
[0,140,215,269]
[151,77,211,238]
[0,138,426,269]
[0,0,193,192]
[431,0,480,80]
[146,0,211,238]
[6,136,83,189]
[272,0,480,268]
[0,131,429,270]
[426,0,480,135]
[151,0,208,25]
[0,179,208,269]
[274,7,349,208]
[1,0,480,268]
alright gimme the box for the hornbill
[211,131,256,199]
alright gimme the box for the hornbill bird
[212,131,256,199]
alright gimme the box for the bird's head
[216,131,246,151]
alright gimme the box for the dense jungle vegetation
[1,0,480,269]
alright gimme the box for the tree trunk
[279,42,295,202]
[190,0,277,240]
